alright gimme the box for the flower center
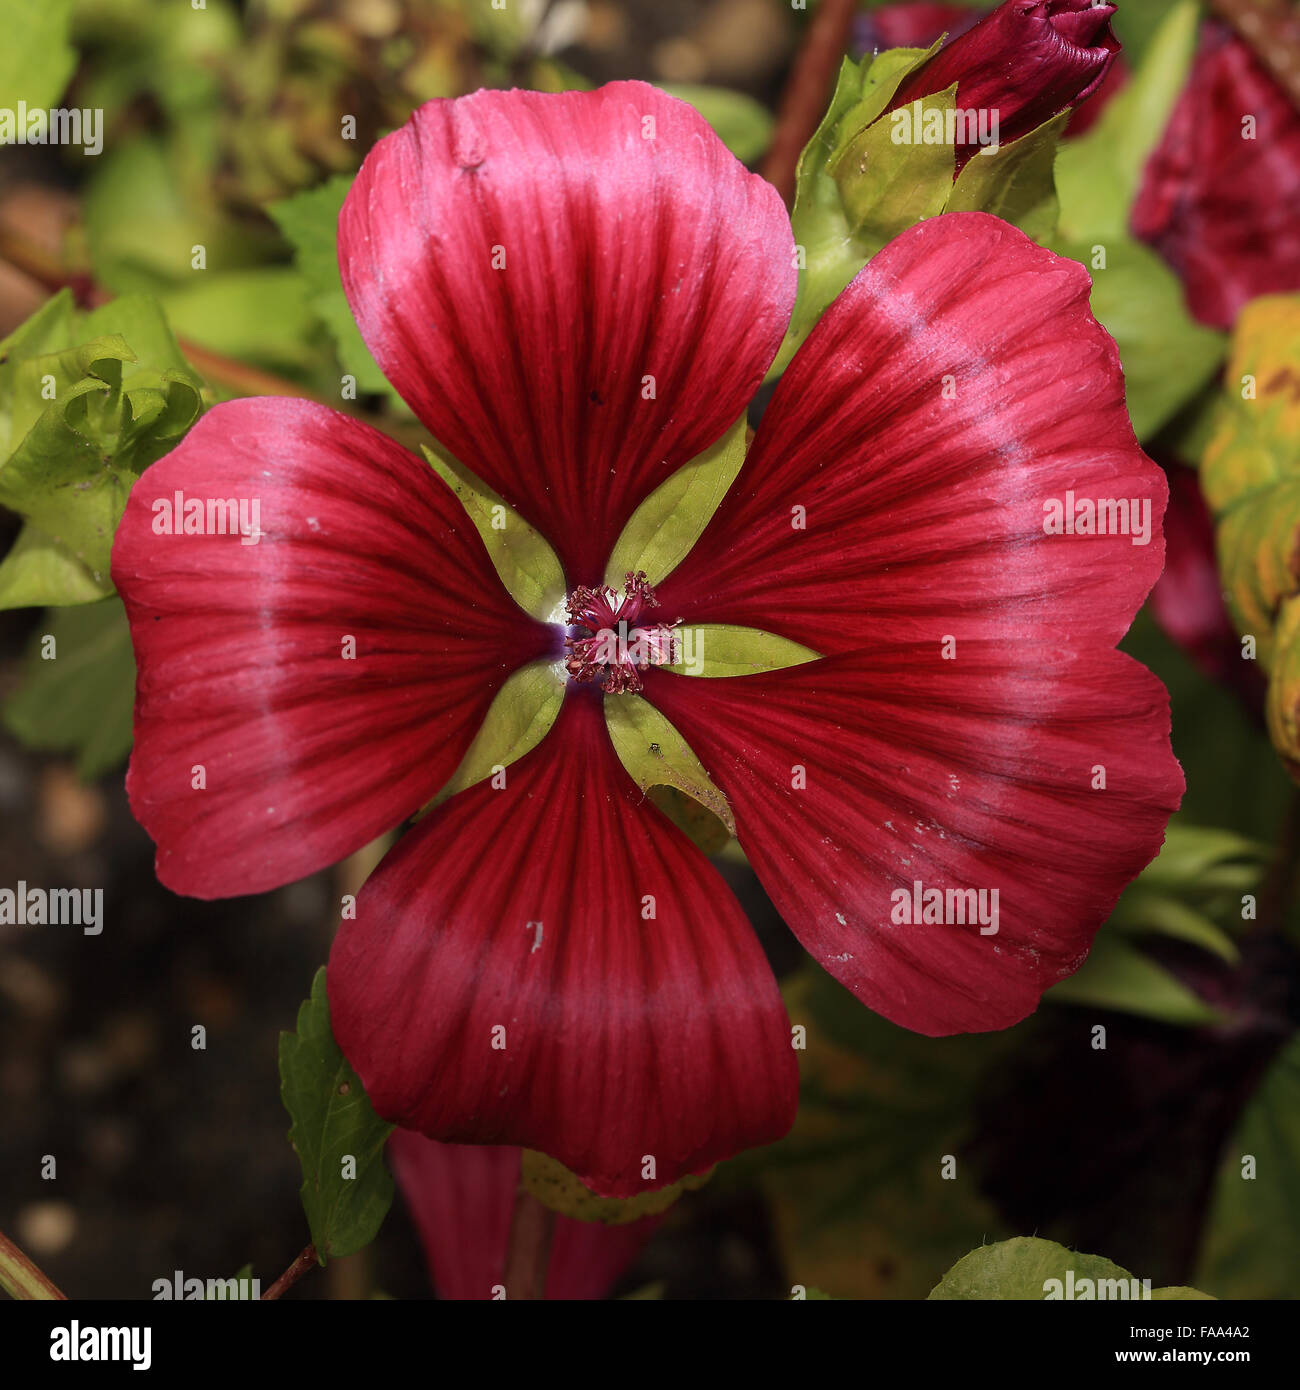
[564,571,680,695]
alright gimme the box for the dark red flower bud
[1131,23,1300,330]
[885,0,1121,159]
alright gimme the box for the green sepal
[422,444,566,622]
[521,1148,712,1225]
[604,693,735,840]
[605,416,747,588]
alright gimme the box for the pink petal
[339,81,796,583]
[388,1132,662,1300]
[644,643,1183,1036]
[112,397,551,898]
[656,212,1165,653]
[328,693,797,1197]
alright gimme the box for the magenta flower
[1131,22,1300,329]
[112,82,1181,1197]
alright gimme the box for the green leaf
[668,624,818,678]
[522,1148,711,1225]
[0,332,201,588]
[0,0,76,110]
[279,968,394,1262]
[423,445,565,621]
[1196,1034,1300,1299]
[2,600,135,778]
[929,1236,1213,1300]
[1046,932,1224,1026]
[1056,1,1199,241]
[605,416,746,588]
[0,524,105,611]
[657,84,774,164]
[430,660,563,806]
[1112,895,1240,964]
[0,294,202,608]
[604,693,735,837]
[945,111,1066,243]
[268,176,398,401]
[1051,235,1224,441]
[163,268,322,378]
[0,292,77,454]
[1105,821,1267,965]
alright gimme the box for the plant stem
[261,1243,318,1300]
[503,1187,556,1300]
[760,0,859,205]
[0,1228,68,1300]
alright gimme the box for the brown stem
[0,226,340,405]
[0,1228,68,1301]
[261,1243,318,1300]
[1207,0,1300,112]
[502,1187,556,1300]
[760,0,860,205]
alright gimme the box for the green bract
[775,41,1070,377]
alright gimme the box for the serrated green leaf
[431,660,563,806]
[268,176,399,401]
[522,1148,711,1225]
[604,693,734,838]
[1046,932,1224,1026]
[929,1236,1213,1300]
[0,0,76,110]
[0,333,201,587]
[1051,235,1224,441]
[279,968,394,1261]
[605,416,746,588]
[423,444,565,621]
[2,600,135,778]
[1196,1033,1300,1298]
[1056,1,1199,241]
[656,84,773,164]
